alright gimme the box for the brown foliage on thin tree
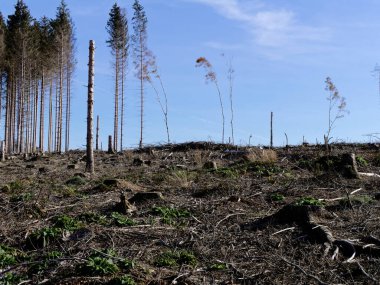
[196,57,225,143]
[324,76,348,146]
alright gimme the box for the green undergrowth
[152,206,191,225]
[154,250,197,267]
[295,197,324,207]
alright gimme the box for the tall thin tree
[106,3,128,152]
[51,0,75,153]
[132,0,154,149]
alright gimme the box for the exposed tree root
[241,204,380,259]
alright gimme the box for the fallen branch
[319,188,362,202]
[271,227,295,236]
[359,172,380,178]
[215,212,245,228]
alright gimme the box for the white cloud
[186,0,331,54]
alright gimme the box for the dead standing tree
[196,57,225,144]
[85,40,94,173]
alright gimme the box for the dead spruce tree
[86,40,94,173]
[132,0,154,149]
[324,77,348,150]
[196,57,225,143]
[106,3,129,152]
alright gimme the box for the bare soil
[1,142,380,285]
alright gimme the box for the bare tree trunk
[108,135,113,154]
[0,75,2,142]
[139,37,144,149]
[58,42,64,153]
[11,79,16,153]
[96,115,99,151]
[270,111,273,149]
[114,49,119,152]
[65,64,71,152]
[39,70,45,153]
[33,77,39,153]
[3,76,8,154]
[54,72,58,152]
[0,141,4,162]
[86,40,95,174]
[48,77,53,153]
[120,52,125,152]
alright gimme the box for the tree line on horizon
[0,0,167,155]
[0,0,74,155]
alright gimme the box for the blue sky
[2,0,380,148]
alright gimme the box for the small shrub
[296,197,324,207]
[111,212,135,227]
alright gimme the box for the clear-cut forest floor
[1,142,380,285]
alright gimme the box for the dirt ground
[0,142,380,285]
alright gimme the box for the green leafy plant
[152,206,190,225]
[79,212,108,225]
[27,227,61,248]
[154,250,197,267]
[296,197,324,207]
[111,212,136,227]
[209,262,227,271]
[356,155,368,166]
[83,256,120,275]
[53,215,82,231]
[0,245,17,267]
